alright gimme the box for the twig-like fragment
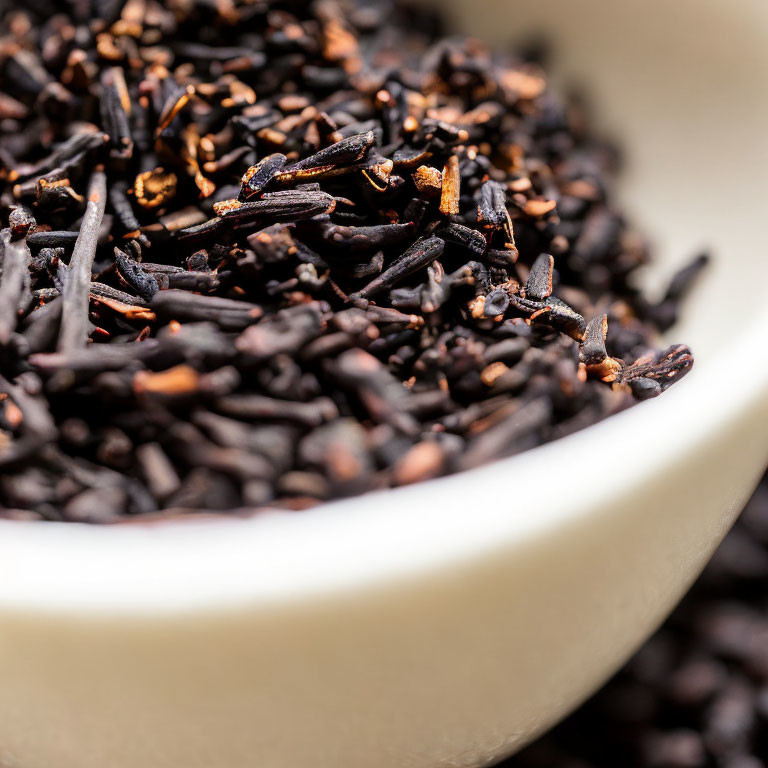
[351,236,445,299]
[150,290,262,330]
[115,245,159,300]
[30,340,161,373]
[215,394,338,428]
[435,222,486,257]
[477,179,513,241]
[525,253,554,300]
[238,153,287,200]
[57,167,107,353]
[215,189,337,224]
[620,344,694,399]
[110,180,150,247]
[27,231,80,248]
[439,155,460,216]
[0,229,32,344]
[100,67,133,161]
[290,131,374,171]
[314,222,415,253]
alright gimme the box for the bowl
[1,0,767,766]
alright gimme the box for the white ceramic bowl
[1,1,767,766]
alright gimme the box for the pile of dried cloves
[0,0,704,519]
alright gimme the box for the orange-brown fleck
[393,441,444,486]
[323,20,360,72]
[481,361,509,387]
[509,177,532,193]
[412,165,442,197]
[326,445,363,483]
[522,198,557,217]
[562,179,600,200]
[5,401,23,429]
[133,168,177,209]
[221,80,256,109]
[439,155,460,215]
[38,177,71,191]
[257,127,287,146]
[469,295,485,319]
[92,295,156,321]
[110,20,142,37]
[501,68,547,100]
[96,33,122,60]
[586,356,624,383]
[215,0,238,23]
[156,84,195,135]
[283,23,304,41]
[212,198,242,216]
[134,365,200,396]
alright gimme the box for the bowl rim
[1,304,766,616]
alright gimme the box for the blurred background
[504,471,768,768]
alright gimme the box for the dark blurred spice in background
[508,471,768,768]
